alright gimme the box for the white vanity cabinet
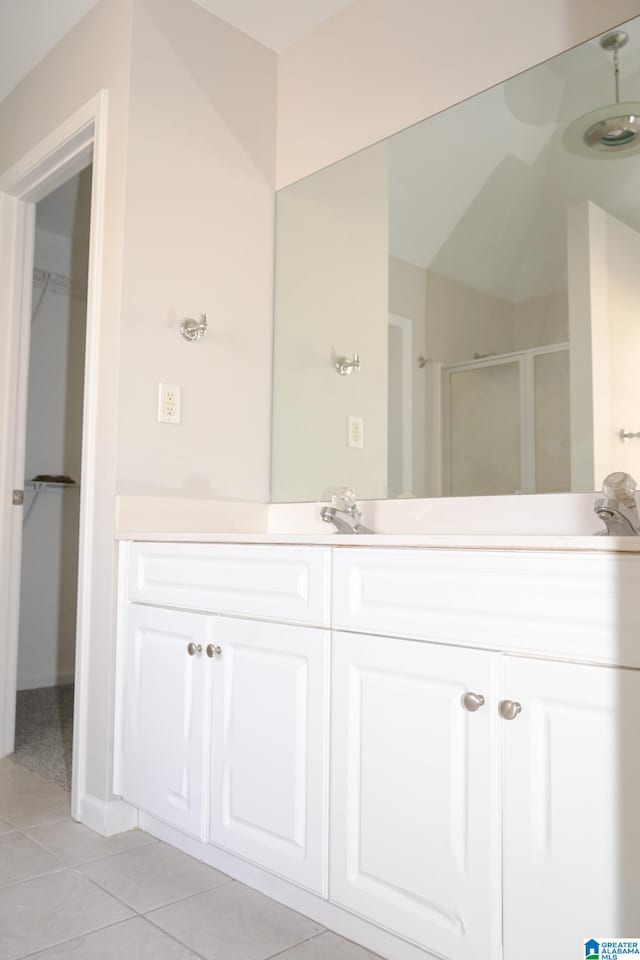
[331,548,640,959]
[117,541,640,960]
[121,604,212,839]
[117,542,331,895]
[502,655,640,960]
[209,615,329,894]
[330,630,501,960]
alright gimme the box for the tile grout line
[140,906,327,960]
[15,824,159,867]
[0,863,69,891]
[78,868,236,919]
[137,911,212,960]
[15,916,145,960]
[260,930,331,960]
[3,813,71,831]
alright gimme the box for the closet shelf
[23,477,79,525]
[27,474,77,487]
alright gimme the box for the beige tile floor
[0,759,380,960]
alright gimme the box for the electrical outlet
[348,415,364,448]
[158,383,181,424]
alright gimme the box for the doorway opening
[12,168,92,792]
[0,93,110,826]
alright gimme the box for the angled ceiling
[388,15,640,303]
[0,0,357,103]
[191,0,356,51]
[0,0,99,103]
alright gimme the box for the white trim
[0,196,33,756]
[0,103,96,200]
[388,314,414,496]
[70,90,108,823]
[112,542,129,798]
[77,794,138,837]
[520,350,536,493]
[139,811,435,960]
[443,341,569,373]
[519,353,533,493]
[427,361,443,497]
[0,93,108,833]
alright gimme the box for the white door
[121,604,210,839]
[446,357,524,496]
[330,631,500,960]
[503,656,640,958]
[209,616,329,895]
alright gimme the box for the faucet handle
[331,486,358,513]
[602,472,637,507]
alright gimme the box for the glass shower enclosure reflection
[443,345,570,496]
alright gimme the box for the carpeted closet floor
[10,685,73,791]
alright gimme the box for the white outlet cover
[158,383,181,424]
[348,415,364,448]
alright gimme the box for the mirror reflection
[271,17,640,502]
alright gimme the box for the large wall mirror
[271,17,640,502]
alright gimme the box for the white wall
[0,0,132,802]
[605,213,640,480]
[389,257,427,497]
[117,0,276,502]
[272,143,388,502]
[3,0,639,806]
[18,225,86,690]
[569,201,640,489]
[276,0,640,188]
[512,292,568,350]
[0,0,276,804]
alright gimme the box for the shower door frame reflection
[442,342,569,497]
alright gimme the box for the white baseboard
[139,811,438,960]
[77,793,138,837]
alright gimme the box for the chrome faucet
[594,472,640,535]
[320,487,373,535]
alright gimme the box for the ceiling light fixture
[564,30,640,159]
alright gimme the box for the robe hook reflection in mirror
[620,429,640,441]
[179,313,208,342]
[335,352,361,375]
[564,30,640,158]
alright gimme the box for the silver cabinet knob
[187,642,202,656]
[498,699,522,720]
[206,644,222,658]
[462,692,485,712]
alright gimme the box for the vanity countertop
[115,493,640,551]
[114,530,640,552]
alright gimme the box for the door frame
[388,313,414,496]
[0,92,107,819]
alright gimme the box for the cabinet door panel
[122,605,209,838]
[209,617,329,894]
[503,657,640,958]
[330,631,500,960]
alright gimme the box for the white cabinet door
[209,617,329,894]
[503,657,640,959]
[121,605,210,839]
[330,631,501,960]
